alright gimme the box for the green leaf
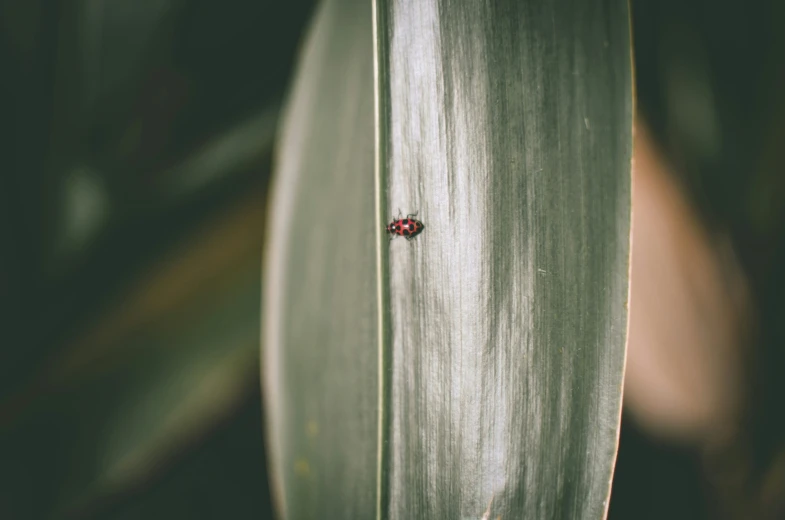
[262,0,632,518]
[262,0,380,517]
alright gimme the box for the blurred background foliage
[0,0,783,519]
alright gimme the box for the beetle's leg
[406,211,418,219]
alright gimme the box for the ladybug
[386,211,424,241]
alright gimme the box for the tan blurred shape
[625,122,751,445]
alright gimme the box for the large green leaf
[262,0,632,518]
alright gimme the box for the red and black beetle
[386,211,424,241]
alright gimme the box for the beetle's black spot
[396,225,401,231]
[403,229,410,236]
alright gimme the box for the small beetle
[386,211,424,241]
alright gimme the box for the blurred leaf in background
[1,0,313,386]
[1,0,314,518]
[616,0,785,519]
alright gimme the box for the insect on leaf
[263,0,633,518]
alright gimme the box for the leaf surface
[263,0,632,517]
